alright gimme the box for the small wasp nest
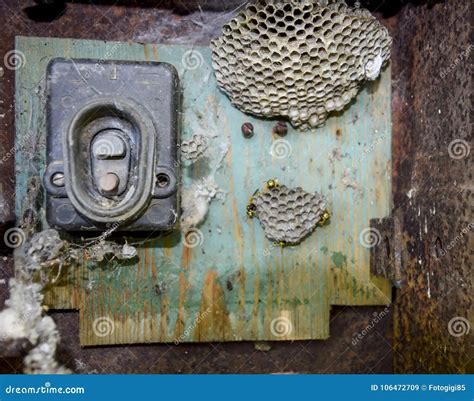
[180,134,208,161]
[211,0,392,130]
[253,185,327,245]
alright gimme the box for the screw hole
[156,173,170,188]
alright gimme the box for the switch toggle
[90,126,131,197]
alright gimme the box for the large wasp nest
[250,183,328,245]
[211,0,392,130]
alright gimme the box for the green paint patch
[320,246,329,255]
[331,252,347,269]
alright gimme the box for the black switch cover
[43,58,180,232]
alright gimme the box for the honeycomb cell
[180,134,208,161]
[211,0,392,130]
[252,184,327,244]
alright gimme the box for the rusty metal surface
[389,0,472,373]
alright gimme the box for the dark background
[0,0,471,374]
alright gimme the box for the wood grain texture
[15,36,392,346]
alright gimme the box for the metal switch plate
[43,58,180,232]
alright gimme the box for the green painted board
[15,36,391,346]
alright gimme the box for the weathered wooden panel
[15,36,392,346]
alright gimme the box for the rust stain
[152,44,158,61]
[194,270,232,341]
[151,256,157,282]
[149,302,155,342]
[276,256,282,308]
[173,272,188,341]
[225,141,246,335]
[231,198,244,256]
[163,236,173,260]
[143,44,150,61]
[264,266,273,337]
[159,295,170,340]
[251,264,260,337]
[143,246,149,280]
[181,244,192,269]
[225,139,244,258]
[237,267,246,331]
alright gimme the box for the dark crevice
[434,236,444,259]
[24,1,66,22]
[23,0,447,23]
[384,235,391,259]
[391,285,398,302]
[346,0,445,17]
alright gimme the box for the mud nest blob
[211,0,392,130]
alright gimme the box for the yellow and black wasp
[246,179,279,219]
[264,178,279,190]
[246,189,259,219]
[317,209,331,227]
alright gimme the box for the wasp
[317,209,331,227]
[246,201,257,218]
[246,189,259,218]
[246,179,279,218]
[264,178,279,190]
